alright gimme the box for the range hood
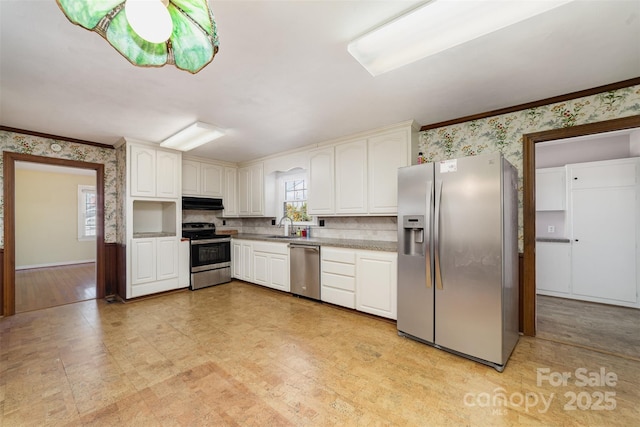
[182,196,225,211]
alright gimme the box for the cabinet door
[238,167,251,215]
[201,163,224,197]
[131,238,156,284]
[157,237,179,280]
[570,160,636,189]
[241,241,253,281]
[335,139,367,214]
[156,150,180,198]
[269,254,290,292]
[536,167,566,211]
[253,251,269,286]
[250,163,264,215]
[535,242,570,294]
[368,130,408,214]
[182,160,200,196]
[308,147,335,215]
[224,167,238,216]
[356,251,397,319]
[130,146,156,197]
[571,186,637,303]
[232,241,242,279]
[179,240,190,288]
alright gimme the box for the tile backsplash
[182,211,398,242]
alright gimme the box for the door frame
[2,152,106,316]
[521,115,640,336]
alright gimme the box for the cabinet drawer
[322,260,356,277]
[252,241,288,255]
[322,271,355,291]
[322,247,356,264]
[321,286,355,309]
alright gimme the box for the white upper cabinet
[201,163,224,197]
[308,122,415,216]
[130,145,156,197]
[156,150,180,198]
[308,147,335,215]
[335,139,368,214]
[238,163,264,216]
[368,130,409,214]
[223,166,238,216]
[536,167,566,211]
[182,159,224,197]
[182,160,200,195]
[130,144,180,198]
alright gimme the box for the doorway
[533,128,640,359]
[521,115,640,336]
[14,161,97,313]
[2,152,105,316]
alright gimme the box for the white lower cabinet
[321,247,357,309]
[355,250,397,319]
[536,242,571,296]
[232,240,242,279]
[130,237,182,298]
[321,247,398,319]
[179,239,190,288]
[232,239,289,292]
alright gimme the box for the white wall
[536,134,631,168]
[16,168,97,268]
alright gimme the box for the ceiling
[1,1,639,163]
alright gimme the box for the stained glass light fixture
[56,0,219,74]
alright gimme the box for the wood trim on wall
[104,243,118,297]
[521,115,640,336]
[0,126,114,150]
[2,152,107,316]
[420,77,640,132]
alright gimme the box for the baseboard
[16,260,96,270]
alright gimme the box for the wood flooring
[15,263,96,313]
[1,281,639,426]
[536,295,640,361]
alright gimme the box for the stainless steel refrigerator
[397,152,519,372]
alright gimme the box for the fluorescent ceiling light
[161,122,225,151]
[348,0,573,76]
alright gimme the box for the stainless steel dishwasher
[289,243,320,300]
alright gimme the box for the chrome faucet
[278,216,293,236]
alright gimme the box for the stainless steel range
[182,222,231,290]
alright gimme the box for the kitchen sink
[267,235,300,239]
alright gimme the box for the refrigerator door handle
[434,180,444,290]
[425,180,433,289]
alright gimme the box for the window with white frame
[278,170,314,224]
[78,185,96,240]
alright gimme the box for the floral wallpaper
[0,131,118,247]
[418,84,640,250]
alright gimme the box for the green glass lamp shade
[56,0,219,74]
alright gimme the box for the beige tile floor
[1,281,639,426]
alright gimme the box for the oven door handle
[190,238,231,245]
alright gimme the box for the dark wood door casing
[2,152,106,316]
[521,115,640,336]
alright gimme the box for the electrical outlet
[319,219,325,227]
[271,219,276,225]
[223,220,226,226]
[547,225,555,233]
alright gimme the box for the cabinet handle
[573,177,578,180]
[574,239,579,242]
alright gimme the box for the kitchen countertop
[536,237,571,243]
[232,233,397,252]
